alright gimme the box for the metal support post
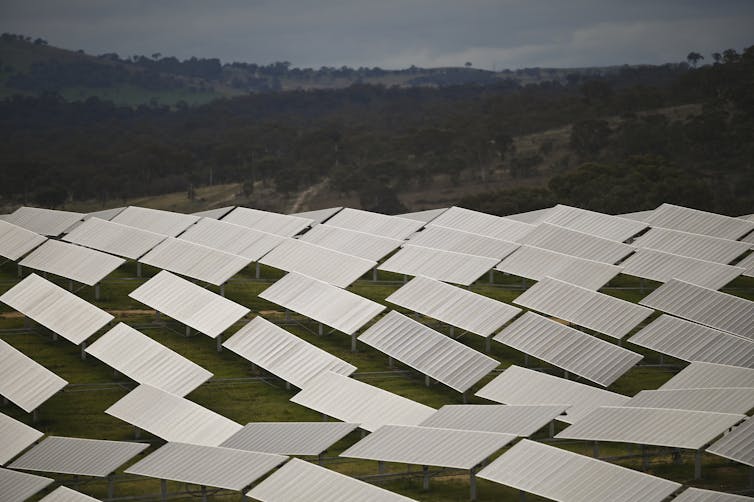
[593,441,599,458]
[373,268,377,282]
[160,480,167,501]
[695,449,702,480]
[201,485,207,502]
[134,426,141,440]
[403,274,408,283]
[378,461,385,474]
[388,356,394,368]
[32,409,38,423]
[549,421,555,437]
[485,336,491,353]
[563,370,569,379]
[285,381,291,391]
[95,283,101,300]
[351,333,357,352]
[449,326,454,337]
[285,309,290,321]
[519,490,527,501]
[318,323,323,336]
[659,354,664,365]
[136,262,142,278]
[216,335,222,352]
[318,452,324,465]
[489,269,494,284]
[186,325,191,337]
[107,475,115,500]
[69,280,74,291]
[52,332,58,341]
[80,342,87,360]
[18,264,22,278]
[425,375,431,387]
[641,444,648,471]
[462,390,469,404]
[470,467,478,501]
[220,283,225,297]
[321,413,328,422]
[24,316,31,329]
[422,465,430,490]
[524,354,529,367]
[2,396,8,406]
[255,262,260,279]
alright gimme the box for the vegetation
[3,35,752,216]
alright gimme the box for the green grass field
[1,260,752,501]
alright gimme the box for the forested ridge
[0,36,752,216]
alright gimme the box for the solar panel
[736,252,754,278]
[493,312,642,386]
[628,315,754,368]
[63,217,166,260]
[477,439,681,502]
[541,204,648,241]
[125,442,286,491]
[3,206,83,236]
[110,206,200,237]
[707,416,754,467]
[290,206,343,224]
[85,322,213,396]
[139,237,252,286]
[475,365,629,424]
[247,458,418,502]
[358,311,499,393]
[513,277,653,339]
[258,273,384,335]
[385,276,521,338]
[0,413,43,465]
[495,245,622,290]
[9,436,148,477]
[377,245,499,286]
[290,371,435,432]
[105,384,242,446]
[192,206,235,219]
[178,217,286,261]
[555,406,745,449]
[639,279,754,339]
[408,225,520,260]
[673,487,754,502]
[0,338,67,413]
[222,316,356,389]
[340,425,516,470]
[518,223,634,264]
[129,271,249,338]
[219,422,358,455]
[620,209,655,221]
[399,207,449,223]
[504,206,555,224]
[429,206,535,241]
[659,362,754,390]
[0,220,47,261]
[39,486,99,502]
[419,404,567,437]
[298,224,403,261]
[631,227,750,264]
[620,248,744,290]
[0,466,54,502]
[625,388,754,414]
[19,239,125,286]
[221,207,313,237]
[645,203,754,240]
[84,206,126,222]
[324,207,425,240]
[0,274,113,345]
[259,238,376,288]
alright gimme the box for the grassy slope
[1,260,752,501]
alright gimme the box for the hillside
[0,33,687,107]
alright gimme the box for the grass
[1,260,752,500]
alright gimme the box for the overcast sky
[2,1,753,70]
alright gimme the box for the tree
[570,119,611,156]
[686,52,704,67]
[712,52,722,64]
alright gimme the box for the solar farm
[0,202,753,502]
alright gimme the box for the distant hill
[0,33,688,107]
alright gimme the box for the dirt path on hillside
[289,178,329,213]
